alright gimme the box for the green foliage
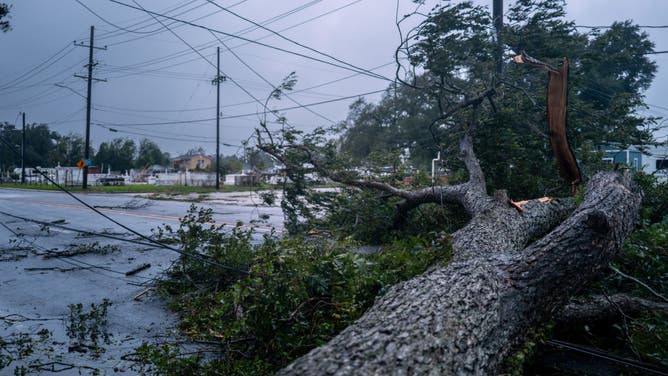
[551,174,668,369]
[334,0,657,199]
[135,138,170,169]
[50,132,85,167]
[134,343,215,376]
[217,155,244,175]
[319,188,468,244]
[602,172,667,302]
[62,242,120,256]
[608,221,667,301]
[503,322,555,375]
[0,329,53,372]
[0,3,9,32]
[66,299,112,355]
[634,172,668,223]
[141,205,451,374]
[94,137,137,172]
[628,311,668,367]
[320,188,397,242]
[0,122,62,171]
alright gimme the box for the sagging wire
[0,135,251,276]
[0,217,153,282]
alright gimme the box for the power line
[97,0,201,38]
[96,123,237,144]
[75,0,154,35]
[204,0,389,82]
[212,0,325,46]
[0,52,82,94]
[77,0,201,36]
[0,217,154,282]
[128,0,295,131]
[98,0,248,45]
[107,0,394,81]
[102,0,361,76]
[0,135,251,275]
[91,60,397,115]
[546,339,668,375]
[92,87,386,127]
[225,0,364,52]
[211,31,336,125]
[0,43,75,90]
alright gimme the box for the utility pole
[493,0,504,76]
[21,112,25,184]
[212,46,227,190]
[74,26,107,189]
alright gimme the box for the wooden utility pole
[493,0,504,75]
[212,47,226,190]
[21,112,25,184]
[74,26,106,189]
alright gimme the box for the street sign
[76,159,87,169]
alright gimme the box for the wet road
[0,188,283,237]
[0,188,283,374]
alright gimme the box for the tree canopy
[0,3,10,33]
[135,138,170,169]
[335,0,657,199]
[94,138,137,173]
[0,122,177,174]
[0,122,60,169]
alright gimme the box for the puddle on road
[0,220,185,375]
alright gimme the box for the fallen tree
[262,102,643,373]
[277,168,640,375]
[250,3,657,372]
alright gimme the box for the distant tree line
[0,122,268,175]
[0,122,172,173]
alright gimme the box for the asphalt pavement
[0,187,284,374]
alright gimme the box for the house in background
[602,145,668,180]
[171,154,213,171]
[602,147,644,170]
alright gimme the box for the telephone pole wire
[21,112,26,184]
[212,46,227,190]
[74,25,107,189]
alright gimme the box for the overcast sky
[1,0,667,160]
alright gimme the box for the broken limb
[279,172,640,375]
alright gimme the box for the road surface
[0,187,283,374]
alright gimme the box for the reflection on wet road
[0,188,283,374]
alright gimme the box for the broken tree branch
[278,172,641,375]
[609,265,668,303]
[557,293,668,323]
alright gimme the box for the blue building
[602,147,644,170]
[602,145,668,181]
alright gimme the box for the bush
[315,188,468,244]
[543,172,668,371]
[141,205,451,375]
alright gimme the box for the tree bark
[278,172,641,375]
[557,293,668,323]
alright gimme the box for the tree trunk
[278,172,641,375]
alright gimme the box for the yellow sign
[76,159,87,169]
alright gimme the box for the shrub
[140,205,451,375]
